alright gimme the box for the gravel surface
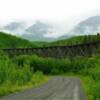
[0,77,87,100]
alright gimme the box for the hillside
[0,32,39,48]
[49,34,100,46]
[0,32,100,49]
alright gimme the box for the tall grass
[0,51,45,96]
[0,54,32,86]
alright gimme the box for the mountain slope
[0,21,56,41]
[49,34,100,46]
[73,16,100,34]
[0,32,99,49]
[22,21,54,41]
[0,32,38,48]
[59,16,100,40]
[1,22,28,36]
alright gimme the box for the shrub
[31,71,44,84]
[14,55,99,75]
[90,82,100,99]
[0,53,45,96]
[0,53,33,86]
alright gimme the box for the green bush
[90,82,100,99]
[0,52,33,86]
[0,52,46,96]
[0,61,33,86]
[31,71,44,84]
[14,55,72,74]
[13,55,99,75]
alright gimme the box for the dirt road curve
[0,77,87,100]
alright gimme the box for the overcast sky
[0,0,100,37]
[0,0,100,21]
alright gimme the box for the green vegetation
[0,32,100,49]
[49,34,100,46]
[13,55,94,75]
[0,51,47,97]
[12,54,100,100]
[0,32,100,99]
[0,32,40,48]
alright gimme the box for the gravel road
[0,77,87,100]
